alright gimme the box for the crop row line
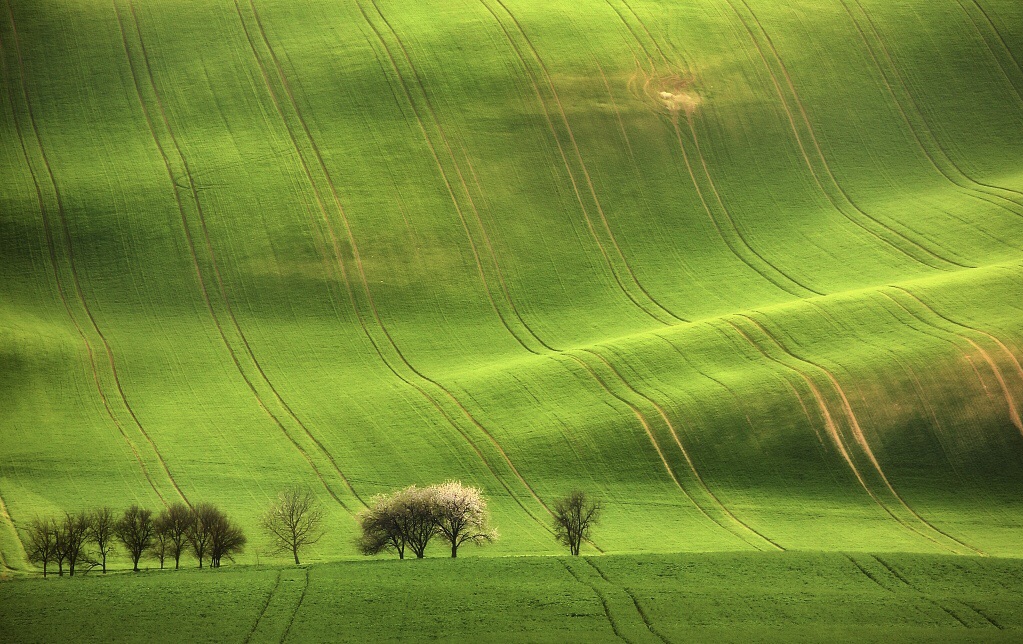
[2,0,185,511]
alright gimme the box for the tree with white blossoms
[357,485,438,559]
[432,481,497,558]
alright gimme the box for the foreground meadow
[4,552,1023,643]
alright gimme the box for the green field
[2,0,1023,638]
[4,552,1023,642]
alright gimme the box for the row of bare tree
[23,502,246,577]
[20,486,601,575]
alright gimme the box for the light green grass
[1,0,1022,578]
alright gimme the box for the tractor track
[3,0,184,507]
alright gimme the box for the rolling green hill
[1,0,1022,571]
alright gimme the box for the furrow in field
[720,316,958,550]
[118,0,357,512]
[564,349,769,551]
[352,0,546,357]
[2,0,181,507]
[726,0,972,270]
[972,0,1023,88]
[734,313,980,554]
[871,555,996,628]
[687,114,822,296]
[128,1,363,510]
[809,300,1000,537]
[279,567,309,643]
[584,558,671,644]
[480,0,683,325]
[617,0,672,67]
[619,0,962,271]
[612,0,964,290]
[243,570,282,644]
[357,0,773,547]
[882,287,1023,434]
[560,560,630,641]
[240,0,557,534]
[842,0,1023,218]
[876,292,999,401]
[580,345,784,551]
[954,0,1023,107]
[0,486,27,572]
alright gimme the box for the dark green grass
[3,552,1023,642]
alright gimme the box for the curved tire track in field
[872,555,1001,628]
[479,0,684,326]
[585,557,671,644]
[352,0,546,357]
[808,300,992,512]
[878,288,1019,423]
[883,286,1023,434]
[3,0,184,507]
[608,0,831,295]
[732,312,981,554]
[585,343,784,551]
[1,27,166,507]
[243,570,282,644]
[725,0,973,270]
[567,349,771,551]
[678,114,822,297]
[279,567,309,643]
[954,0,1023,107]
[719,315,966,552]
[615,0,966,271]
[559,559,629,643]
[0,486,27,572]
[842,0,1023,219]
[239,0,558,535]
[970,0,1023,94]
[118,0,357,512]
[359,0,770,550]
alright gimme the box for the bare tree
[151,518,169,569]
[261,489,324,565]
[391,486,438,559]
[62,511,92,576]
[207,507,246,568]
[157,502,191,569]
[186,503,216,568]
[356,486,438,559]
[552,491,601,556]
[24,518,58,577]
[431,481,497,558]
[116,504,154,571]
[53,520,67,576]
[90,507,116,573]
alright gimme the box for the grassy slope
[4,553,1023,642]
[0,0,1022,570]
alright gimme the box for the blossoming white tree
[432,481,497,558]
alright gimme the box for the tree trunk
[174,553,180,570]
[101,553,107,573]
[42,561,47,578]
[398,550,404,560]
[451,543,458,558]
[293,549,300,565]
